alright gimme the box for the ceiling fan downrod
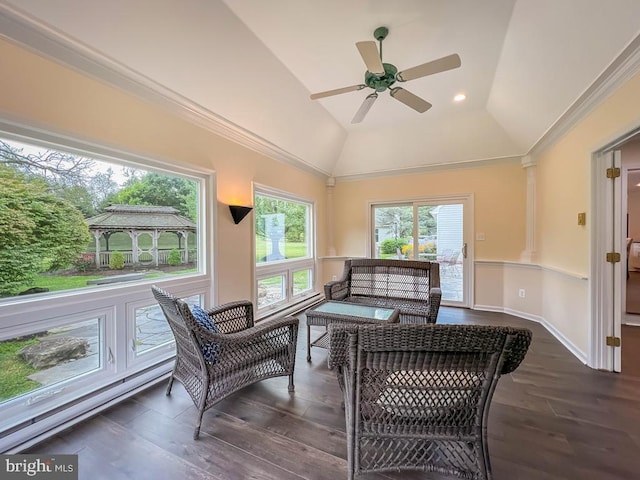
[374,26,388,63]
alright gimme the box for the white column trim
[520,155,537,263]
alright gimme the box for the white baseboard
[473,305,588,365]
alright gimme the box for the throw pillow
[191,305,220,364]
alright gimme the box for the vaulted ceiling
[1,0,640,179]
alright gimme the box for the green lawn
[14,268,197,295]
[258,269,311,292]
[255,239,307,262]
[0,338,40,401]
[31,274,104,292]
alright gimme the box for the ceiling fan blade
[396,54,461,82]
[356,41,385,75]
[351,92,378,124]
[310,84,366,100]
[389,87,432,113]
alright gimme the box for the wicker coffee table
[305,300,400,361]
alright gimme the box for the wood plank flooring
[27,308,640,479]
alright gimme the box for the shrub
[380,238,408,255]
[109,251,125,270]
[74,253,95,272]
[167,249,182,266]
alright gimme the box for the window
[0,129,213,451]
[254,187,315,313]
[0,137,201,299]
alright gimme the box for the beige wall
[0,39,327,304]
[534,71,640,354]
[536,72,640,276]
[332,161,527,262]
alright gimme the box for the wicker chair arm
[501,327,533,374]
[196,315,299,347]
[324,279,349,301]
[327,323,359,370]
[204,300,254,332]
[428,287,442,323]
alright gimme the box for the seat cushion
[191,305,220,364]
[376,370,481,417]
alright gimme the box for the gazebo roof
[85,205,196,230]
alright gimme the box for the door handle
[462,243,468,259]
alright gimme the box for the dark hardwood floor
[27,308,640,479]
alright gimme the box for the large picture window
[254,187,315,313]
[0,130,213,452]
[0,138,200,299]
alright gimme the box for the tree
[57,185,96,217]
[255,196,307,243]
[375,206,413,241]
[0,165,91,294]
[88,169,119,211]
[107,173,196,219]
[0,140,94,187]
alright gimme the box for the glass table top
[312,301,396,320]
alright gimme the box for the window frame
[253,184,316,315]
[0,121,216,451]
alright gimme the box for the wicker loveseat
[324,258,442,324]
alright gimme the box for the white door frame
[368,193,474,308]
[591,128,640,371]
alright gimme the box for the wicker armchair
[152,286,299,439]
[328,323,532,480]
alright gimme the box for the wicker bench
[324,258,442,324]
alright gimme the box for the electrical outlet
[518,288,526,298]
[332,275,337,281]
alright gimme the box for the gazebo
[85,205,197,268]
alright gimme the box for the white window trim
[0,119,217,451]
[253,183,317,317]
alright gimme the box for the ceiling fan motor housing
[365,63,397,92]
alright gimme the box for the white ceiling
[1,0,640,178]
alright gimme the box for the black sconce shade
[229,205,253,224]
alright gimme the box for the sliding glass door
[372,196,472,307]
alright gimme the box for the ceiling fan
[310,26,461,124]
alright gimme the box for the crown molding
[529,33,640,158]
[0,3,329,179]
[334,155,523,182]
[3,2,638,179]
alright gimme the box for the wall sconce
[229,205,253,224]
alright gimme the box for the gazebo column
[129,230,139,265]
[92,230,102,267]
[153,229,159,267]
[179,230,188,263]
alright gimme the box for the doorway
[622,144,640,377]
[592,129,640,374]
[370,194,473,308]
